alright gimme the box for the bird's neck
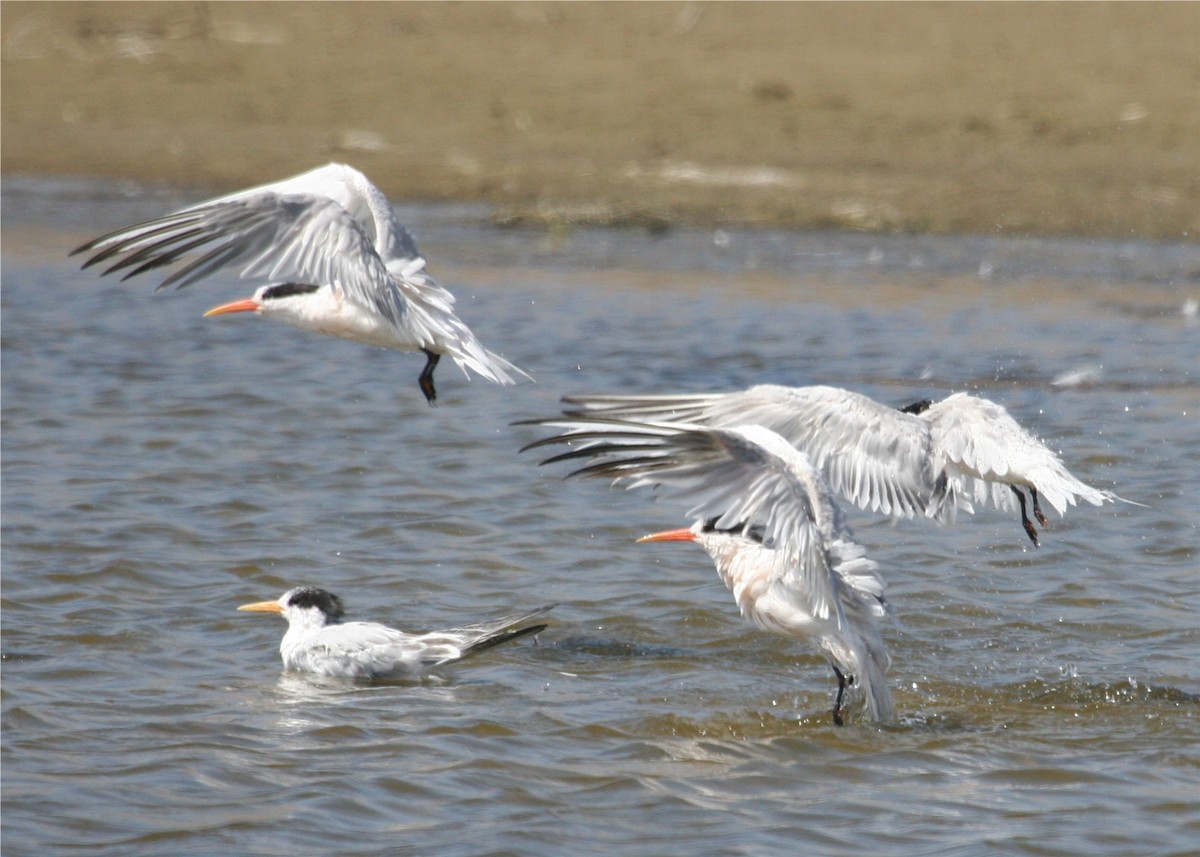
[698,533,779,617]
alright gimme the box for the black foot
[418,349,440,406]
[1011,486,1040,547]
[831,666,850,727]
[1031,487,1049,527]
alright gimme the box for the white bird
[237,587,553,679]
[523,419,894,726]
[72,163,530,404]
[548,385,1121,546]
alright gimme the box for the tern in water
[72,163,529,404]
[522,419,894,726]
[238,587,553,679]
[546,385,1122,546]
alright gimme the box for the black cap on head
[899,398,934,415]
[262,282,321,301]
[286,587,346,621]
[701,517,765,544]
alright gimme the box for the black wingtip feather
[461,623,548,659]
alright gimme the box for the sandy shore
[3,2,1196,239]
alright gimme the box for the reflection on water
[2,177,1198,857]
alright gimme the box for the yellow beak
[636,527,697,543]
[204,298,261,317]
[237,600,284,614]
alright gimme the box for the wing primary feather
[72,211,207,258]
[564,455,684,481]
[456,623,548,660]
[536,442,677,468]
[159,242,250,290]
[110,231,222,280]
[78,216,209,268]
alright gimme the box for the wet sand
[3,2,1197,239]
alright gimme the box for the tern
[545,385,1121,546]
[238,587,553,679]
[72,163,530,404]
[522,419,894,726]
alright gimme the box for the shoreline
[3,3,1196,240]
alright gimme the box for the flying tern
[546,385,1121,546]
[72,163,529,404]
[522,419,894,726]
[238,587,553,679]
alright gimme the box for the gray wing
[73,191,411,327]
[561,385,956,521]
[72,164,425,323]
[309,609,551,677]
[314,622,434,676]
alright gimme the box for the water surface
[3,177,1198,856]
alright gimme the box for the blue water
[3,176,1198,856]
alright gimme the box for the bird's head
[638,519,772,571]
[204,282,325,320]
[639,517,772,550]
[238,586,346,629]
[636,518,765,544]
[898,397,934,416]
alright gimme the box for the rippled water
[3,177,1198,856]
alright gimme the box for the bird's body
[523,419,894,725]
[73,163,529,403]
[238,587,553,679]
[912,393,1114,543]
[552,385,1118,545]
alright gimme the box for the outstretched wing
[72,163,412,327]
[561,384,955,521]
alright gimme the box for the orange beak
[204,298,261,317]
[237,599,283,614]
[636,527,697,544]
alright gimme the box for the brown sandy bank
[3,2,1197,239]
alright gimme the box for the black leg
[831,666,848,727]
[1011,485,1040,547]
[1030,486,1049,527]
[418,349,440,406]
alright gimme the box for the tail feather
[826,606,894,724]
[854,636,895,723]
[460,622,548,659]
[450,338,533,386]
[389,259,532,386]
[442,603,556,664]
